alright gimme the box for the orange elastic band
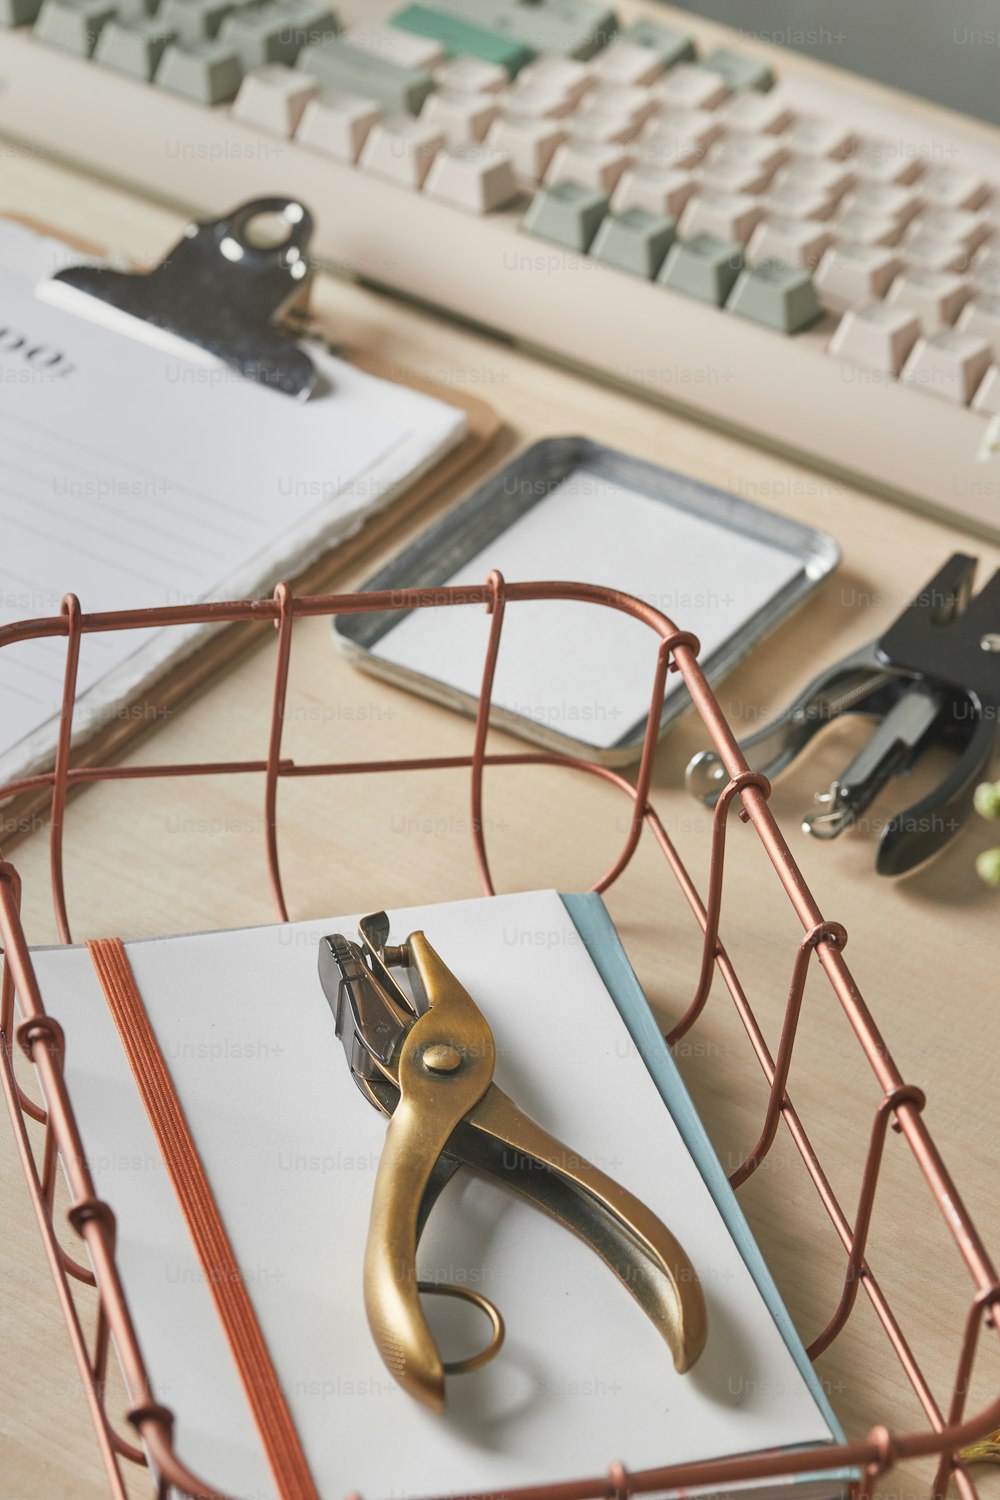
[88,937,319,1500]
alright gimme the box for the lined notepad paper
[0,219,466,788]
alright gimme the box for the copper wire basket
[1,574,998,1500]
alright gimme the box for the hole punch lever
[687,553,1000,877]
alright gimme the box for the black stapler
[686,554,1000,876]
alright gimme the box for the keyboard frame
[1,0,999,534]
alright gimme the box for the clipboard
[0,200,501,847]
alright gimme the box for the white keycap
[231,64,318,136]
[907,209,991,253]
[571,111,640,146]
[359,115,445,188]
[579,83,659,127]
[718,90,794,135]
[642,107,723,150]
[433,56,507,95]
[900,330,992,404]
[545,137,632,192]
[515,55,592,104]
[840,183,922,226]
[295,91,382,163]
[706,133,787,174]
[834,209,901,247]
[652,64,728,111]
[423,143,518,212]
[746,216,833,270]
[904,234,970,275]
[885,269,971,333]
[828,301,921,375]
[763,185,835,222]
[343,24,443,70]
[852,138,924,185]
[697,159,772,196]
[499,84,576,119]
[957,294,1000,354]
[611,165,694,218]
[485,115,567,181]
[590,39,663,87]
[814,243,903,312]
[972,247,1000,297]
[678,190,763,245]
[773,158,853,202]
[630,135,701,173]
[920,166,990,211]
[971,364,1000,414]
[422,89,499,145]
[783,115,855,159]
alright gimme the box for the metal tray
[334,437,840,765]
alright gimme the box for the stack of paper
[0,218,467,789]
[28,889,851,1500]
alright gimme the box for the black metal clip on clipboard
[52,197,318,399]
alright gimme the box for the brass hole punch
[319,914,707,1413]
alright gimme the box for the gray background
[670,0,1000,126]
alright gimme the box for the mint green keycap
[158,0,234,42]
[701,46,774,92]
[391,5,532,74]
[156,37,242,99]
[726,260,821,333]
[590,208,676,279]
[658,233,744,305]
[94,16,176,76]
[523,181,610,252]
[296,37,433,111]
[33,0,115,55]
[0,0,42,24]
[620,18,695,68]
[218,2,299,66]
[276,0,338,50]
[430,0,615,59]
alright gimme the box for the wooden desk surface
[2,78,1000,1500]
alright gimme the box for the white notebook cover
[26,890,846,1500]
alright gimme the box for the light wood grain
[1,72,1000,1500]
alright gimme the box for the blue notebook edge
[560,891,856,1488]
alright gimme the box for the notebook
[27,890,852,1500]
[0,216,467,791]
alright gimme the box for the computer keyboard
[2,0,1000,535]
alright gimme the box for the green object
[391,4,532,73]
[726,260,822,333]
[974,780,1000,820]
[0,0,42,24]
[620,17,694,67]
[590,209,676,279]
[657,233,744,306]
[295,37,434,112]
[973,777,1000,887]
[217,2,300,67]
[522,181,610,254]
[33,0,115,56]
[157,0,236,45]
[156,37,243,100]
[701,45,774,92]
[425,0,615,59]
[94,16,177,78]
